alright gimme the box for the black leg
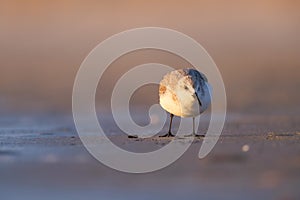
[193,117,195,135]
[193,117,205,137]
[160,113,175,137]
[185,117,204,137]
[168,113,174,135]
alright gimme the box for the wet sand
[0,113,299,200]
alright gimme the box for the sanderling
[159,68,212,137]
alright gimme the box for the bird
[159,68,212,137]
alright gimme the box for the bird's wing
[194,92,202,106]
[185,69,209,107]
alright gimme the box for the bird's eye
[184,86,188,90]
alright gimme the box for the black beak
[195,92,202,106]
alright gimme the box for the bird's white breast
[159,88,199,117]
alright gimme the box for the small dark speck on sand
[128,135,138,139]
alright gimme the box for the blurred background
[1,0,300,115]
[1,1,300,200]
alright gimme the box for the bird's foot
[185,133,205,137]
[159,132,175,137]
[195,134,205,138]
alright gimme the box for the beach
[1,112,299,200]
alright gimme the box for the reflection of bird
[159,69,212,137]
